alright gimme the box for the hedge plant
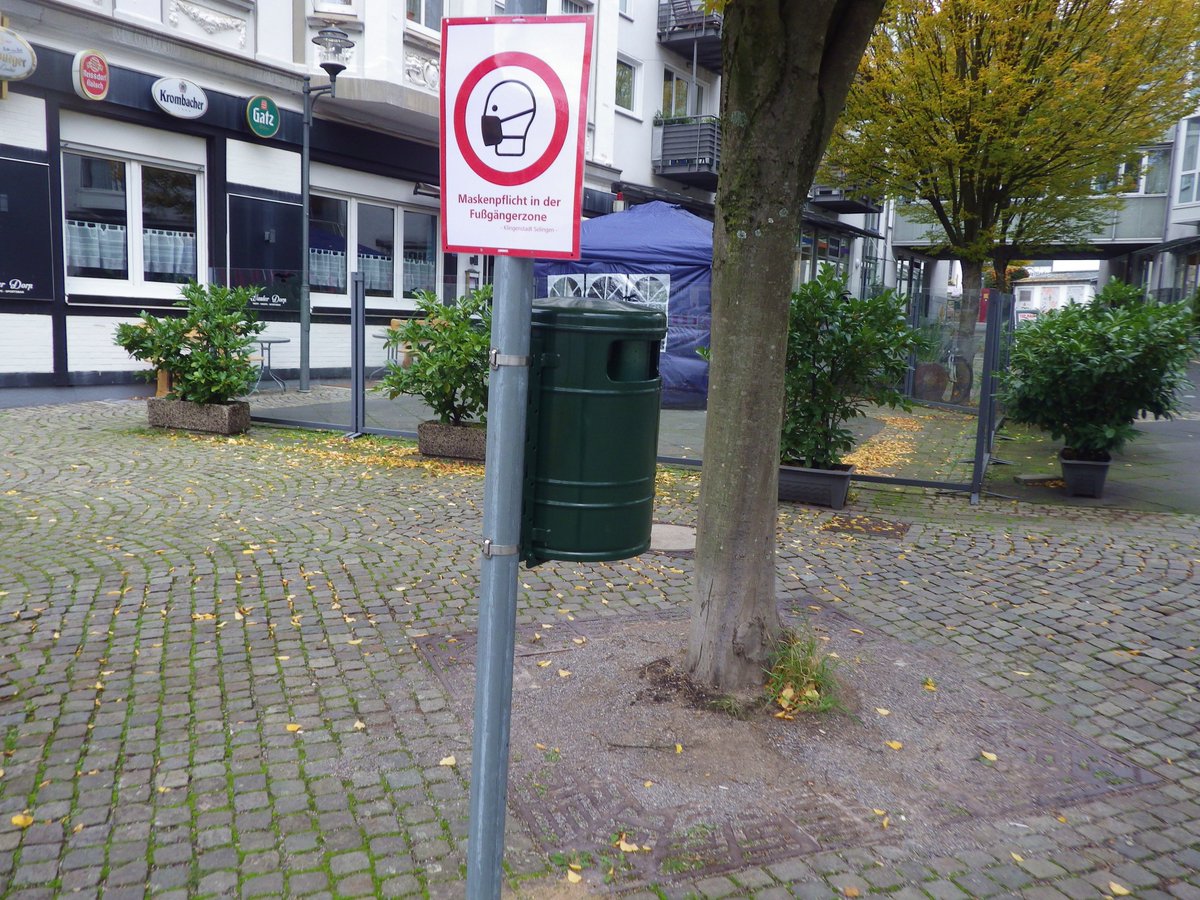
[377,287,492,426]
[114,281,265,404]
[781,267,926,470]
[999,300,1194,459]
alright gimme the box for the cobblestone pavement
[0,400,1198,899]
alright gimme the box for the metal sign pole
[467,255,533,900]
[466,3,546,893]
[346,272,365,438]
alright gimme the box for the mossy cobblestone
[0,401,1199,897]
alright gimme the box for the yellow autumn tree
[825,0,1199,348]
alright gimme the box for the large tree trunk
[947,257,985,405]
[687,0,884,692]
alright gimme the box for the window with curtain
[63,152,199,287]
[404,211,438,298]
[357,204,395,298]
[309,195,348,294]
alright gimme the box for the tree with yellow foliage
[825,0,1199,347]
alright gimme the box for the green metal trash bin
[521,297,667,566]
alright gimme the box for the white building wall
[68,317,151,373]
[0,316,53,374]
[2,93,47,152]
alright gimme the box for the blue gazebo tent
[534,201,712,409]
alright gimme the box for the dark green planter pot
[1059,451,1110,498]
[778,463,854,509]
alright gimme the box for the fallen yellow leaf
[10,814,32,829]
[1010,852,1023,863]
[286,723,301,733]
[850,628,864,635]
[675,743,683,754]
[923,677,937,692]
[566,870,582,884]
[1109,882,1130,896]
[643,780,653,787]
[872,808,886,816]
[277,655,290,661]
[348,639,362,645]
[1014,670,1032,676]
[981,751,997,762]
[617,837,639,853]
[353,721,366,731]
[557,669,571,678]
[875,707,890,716]
[843,888,861,898]
[439,755,457,767]
[881,816,889,829]
[535,743,547,750]
[567,863,582,872]
[536,660,551,668]
[885,740,903,751]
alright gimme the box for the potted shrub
[999,299,1194,498]
[377,287,492,460]
[114,281,265,435]
[779,267,926,508]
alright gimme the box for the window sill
[615,107,642,123]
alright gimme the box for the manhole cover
[415,608,1154,887]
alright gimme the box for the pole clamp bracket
[490,349,530,370]
[482,540,519,558]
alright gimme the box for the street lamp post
[299,25,355,393]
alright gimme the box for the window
[63,152,200,295]
[662,69,706,118]
[615,57,639,114]
[306,194,438,306]
[1093,148,1171,196]
[1179,118,1200,204]
[619,0,631,14]
[561,0,590,12]
[404,211,437,298]
[406,0,442,31]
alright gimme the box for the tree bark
[687,0,884,692]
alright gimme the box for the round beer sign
[72,50,110,101]
[246,95,281,139]
[0,27,37,82]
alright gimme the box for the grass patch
[764,627,842,716]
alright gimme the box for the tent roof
[578,201,712,267]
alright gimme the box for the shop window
[357,204,394,298]
[404,211,438,297]
[306,194,437,305]
[309,195,348,294]
[63,151,200,295]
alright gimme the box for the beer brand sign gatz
[245,95,281,139]
[152,77,209,119]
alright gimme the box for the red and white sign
[440,16,593,259]
[72,50,110,101]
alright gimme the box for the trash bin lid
[532,296,666,335]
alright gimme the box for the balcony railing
[657,1,722,74]
[652,116,721,191]
[809,185,881,215]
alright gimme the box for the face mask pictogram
[480,80,536,157]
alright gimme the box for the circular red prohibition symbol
[453,51,570,187]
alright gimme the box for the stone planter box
[147,398,250,435]
[417,420,486,461]
[778,463,855,509]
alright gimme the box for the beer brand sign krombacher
[152,77,209,119]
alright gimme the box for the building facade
[0,0,912,389]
